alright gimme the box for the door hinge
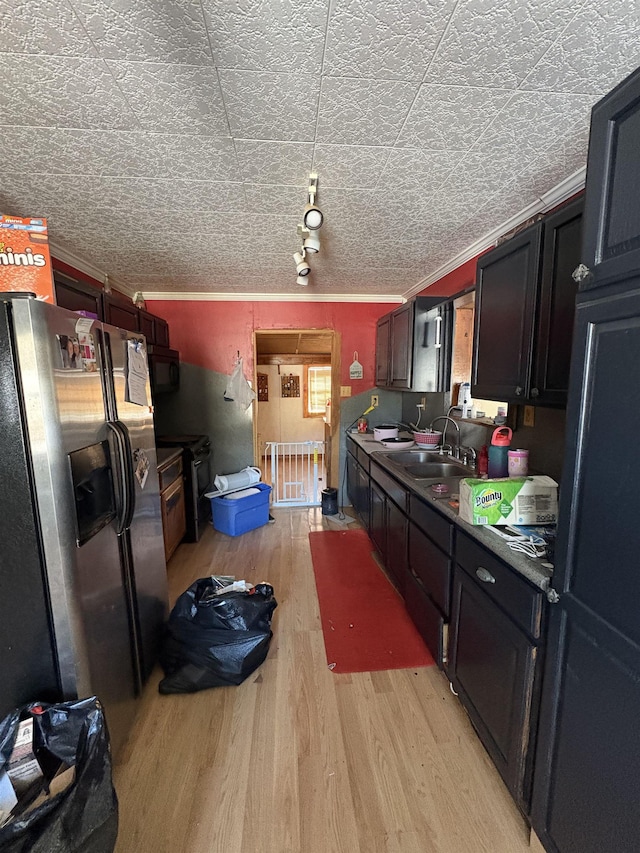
[546,587,561,604]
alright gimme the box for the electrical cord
[506,538,548,559]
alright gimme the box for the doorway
[253,330,341,506]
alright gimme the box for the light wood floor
[114,508,534,853]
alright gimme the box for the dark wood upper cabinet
[138,310,155,342]
[153,317,169,348]
[103,294,139,333]
[375,314,391,385]
[376,297,452,392]
[532,196,584,406]
[54,272,104,318]
[581,69,640,289]
[473,196,584,406]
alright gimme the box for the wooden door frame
[251,329,341,489]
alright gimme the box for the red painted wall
[146,300,396,387]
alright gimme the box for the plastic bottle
[488,427,512,478]
[477,445,489,478]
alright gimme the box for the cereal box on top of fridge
[0,214,54,302]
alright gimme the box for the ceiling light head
[303,203,323,231]
[303,230,320,254]
[296,274,309,286]
[293,251,310,276]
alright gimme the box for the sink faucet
[429,416,460,459]
[459,445,477,469]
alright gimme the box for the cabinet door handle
[434,315,443,348]
[514,385,523,396]
[530,387,539,398]
[476,567,496,584]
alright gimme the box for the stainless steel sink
[404,462,471,479]
[378,450,475,480]
[382,450,442,464]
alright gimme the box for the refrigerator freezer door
[11,298,138,753]
[103,323,169,683]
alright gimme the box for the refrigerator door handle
[107,422,129,535]
[115,420,137,531]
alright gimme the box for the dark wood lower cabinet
[385,498,408,590]
[369,478,386,563]
[449,561,543,813]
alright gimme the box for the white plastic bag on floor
[224,357,256,410]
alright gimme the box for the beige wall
[256,364,325,456]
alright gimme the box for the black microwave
[148,346,180,394]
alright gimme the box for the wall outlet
[371,395,379,407]
[523,405,535,427]
[340,385,351,397]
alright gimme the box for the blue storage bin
[210,483,272,537]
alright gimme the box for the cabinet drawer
[158,456,183,492]
[404,570,444,666]
[409,494,453,554]
[408,521,451,615]
[356,445,370,472]
[456,532,544,639]
[370,462,407,512]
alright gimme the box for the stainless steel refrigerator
[0,294,168,754]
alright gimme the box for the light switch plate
[523,406,535,427]
[340,385,351,397]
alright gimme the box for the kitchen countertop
[347,432,553,592]
[156,446,183,470]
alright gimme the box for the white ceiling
[1,0,639,300]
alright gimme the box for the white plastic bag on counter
[224,357,256,410]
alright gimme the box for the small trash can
[321,487,338,516]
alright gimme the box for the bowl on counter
[413,430,442,446]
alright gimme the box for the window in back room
[304,365,332,418]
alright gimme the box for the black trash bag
[159,579,277,694]
[0,697,118,853]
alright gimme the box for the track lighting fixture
[303,230,320,254]
[293,173,323,284]
[293,251,310,277]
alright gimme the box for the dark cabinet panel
[532,197,583,406]
[581,69,640,288]
[138,310,155,343]
[404,571,444,664]
[473,223,543,401]
[386,498,408,591]
[103,295,139,333]
[408,522,450,616]
[375,315,390,385]
[54,273,104,318]
[532,286,640,851]
[369,478,386,562]
[450,564,539,811]
[389,302,413,387]
[355,463,370,530]
[154,317,169,348]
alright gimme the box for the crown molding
[403,165,587,300]
[49,240,136,296]
[141,291,405,303]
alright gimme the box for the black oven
[148,347,180,395]
[156,434,211,541]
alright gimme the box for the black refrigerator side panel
[0,304,61,716]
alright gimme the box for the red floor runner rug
[309,528,435,674]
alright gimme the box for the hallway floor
[113,508,534,853]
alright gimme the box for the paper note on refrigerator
[126,339,148,406]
